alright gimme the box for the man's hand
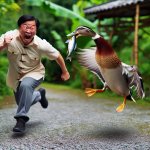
[61,71,70,81]
[56,54,70,81]
[4,35,13,46]
[0,35,13,51]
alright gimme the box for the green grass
[0,82,149,108]
[42,82,72,90]
[42,82,150,106]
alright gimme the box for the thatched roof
[84,0,150,18]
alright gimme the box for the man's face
[19,20,37,45]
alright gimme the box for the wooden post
[134,4,140,66]
[98,19,101,33]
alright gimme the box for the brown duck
[67,26,145,112]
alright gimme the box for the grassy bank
[42,83,150,107]
[0,83,149,108]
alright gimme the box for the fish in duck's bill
[65,35,77,61]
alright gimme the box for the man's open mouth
[25,33,32,39]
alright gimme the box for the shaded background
[0,0,149,102]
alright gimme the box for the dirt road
[0,87,150,150]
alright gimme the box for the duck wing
[122,62,145,99]
[77,47,105,85]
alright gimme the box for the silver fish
[65,35,77,61]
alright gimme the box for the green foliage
[0,1,21,98]
[42,0,98,29]
[70,72,82,88]
[0,56,11,96]
[0,1,20,34]
[0,0,20,15]
[25,0,43,6]
[0,0,150,101]
[50,30,66,50]
[42,58,62,83]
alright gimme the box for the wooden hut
[84,0,150,65]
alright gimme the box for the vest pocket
[7,47,19,61]
[23,54,40,67]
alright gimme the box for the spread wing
[122,62,145,99]
[77,47,105,85]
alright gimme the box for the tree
[0,1,20,96]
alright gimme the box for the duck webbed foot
[116,96,127,112]
[85,87,105,97]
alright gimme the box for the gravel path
[0,88,150,150]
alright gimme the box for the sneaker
[13,118,26,133]
[38,88,48,108]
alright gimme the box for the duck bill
[67,31,80,38]
[67,32,76,37]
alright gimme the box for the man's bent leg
[13,77,43,132]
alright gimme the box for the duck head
[67,26,96,38]
[66,26,97,61]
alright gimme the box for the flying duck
[67,26,145,112]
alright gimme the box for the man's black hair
[17,15,40,29]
